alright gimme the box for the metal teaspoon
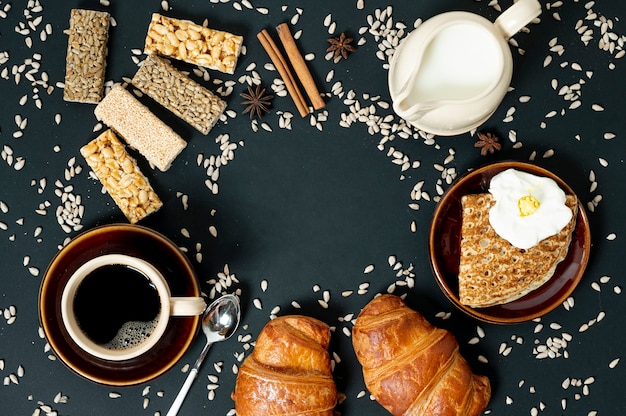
[166,294,241,416]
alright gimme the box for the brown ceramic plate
[39,224,201,386]
[428,161,591,324]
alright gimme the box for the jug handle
[494,0,542,40]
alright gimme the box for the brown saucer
[39,224,201,386]
[428,161,591,324]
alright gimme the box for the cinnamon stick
[275,23,325,111]
[257,29,309,117]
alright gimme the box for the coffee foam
[103,318,159,351]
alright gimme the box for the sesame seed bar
[94,84,187,172]
[132,55,226,135]
[144,13,243,74]
[63,9,110,104]
[80,130,163,224]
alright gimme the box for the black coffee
[73,264,161,350]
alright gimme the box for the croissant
[232,315,337,416]
[352,295,491,416]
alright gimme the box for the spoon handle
[165,342,213,416]
[192,340,213,373]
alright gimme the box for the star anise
[474,132,502,156]
[326,32,356,60]
[240,85,273,119]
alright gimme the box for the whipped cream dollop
[488,168,573,249]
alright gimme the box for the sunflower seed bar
[94,84,187,172]
[132,55,226,135]
[144,13,243,74]
[81,130,163,224]
[63,9,110,104]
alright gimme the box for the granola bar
[144,13,243,74]
[94,84,187,172]
[132,55,226,135]
[63,9,110,104]
[80,130,163,223]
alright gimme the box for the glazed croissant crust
[232,315,337,416]
[352,295,491,416]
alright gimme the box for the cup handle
[170,297,207,316]
[494,0,542,40]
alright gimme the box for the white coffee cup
[60,254,206,361]
[389,0,541,136]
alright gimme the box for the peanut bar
[80,130,163,224]
[94,84,187,172]
[144,13,243,74]
[132,55,226,135]
[63,9,110,104]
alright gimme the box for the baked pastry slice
[458,193,578,308]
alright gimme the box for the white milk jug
[389,0,541,136]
